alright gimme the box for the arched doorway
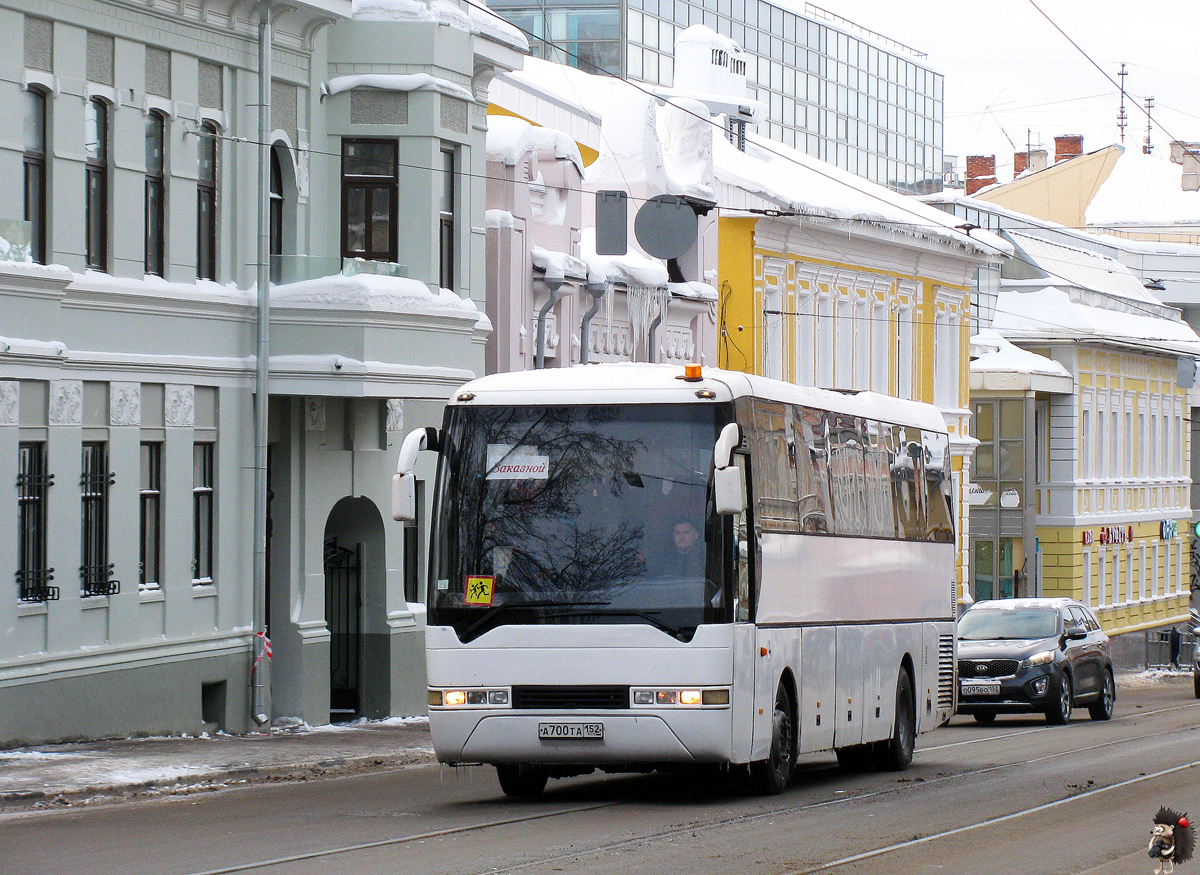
[323,496,386,722]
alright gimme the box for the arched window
[23,88,48,264]
[144,111,167,276]
[84,98,110,271]
[270,146,284,263]
[197,121,218,280]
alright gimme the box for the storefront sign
[1082,525,1133,545]
[1161,519,1179,540]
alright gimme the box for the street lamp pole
[251,0,273,727]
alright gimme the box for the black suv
[957,598,1115,724]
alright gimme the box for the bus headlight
[632,688,730,707]
[431,688,512,708]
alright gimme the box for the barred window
[80,442,119,596]
[140,442,163,589]
[193,442,214,583]
[17,442,56,601]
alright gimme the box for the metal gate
[324,539,362,719]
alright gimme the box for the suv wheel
[1088,669,1115,720]
[1045,673,1073,725]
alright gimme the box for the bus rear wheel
[748,683,795,795]
[496,763,548,798]
[873,669,915,771]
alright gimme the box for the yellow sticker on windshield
[465,575,495,606]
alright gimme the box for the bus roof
[450,364,948,433]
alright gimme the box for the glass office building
[492,0,944,193]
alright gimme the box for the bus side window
[922,428,955,541]
[793,405,830,533]
[892,429,924,540]
[748,399,799,533]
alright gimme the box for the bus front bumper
[430,710,734,766]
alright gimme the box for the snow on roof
[579,227,669,288]
[272,272,486,323]
[1007,231,1165,306]
[498,56,1007,258]
[485,115,585,175]
[351,0,527,51]
[667,280,718,302]
[531,246,588,281]
[714,133,1007,255]
[322,74,474,103]
[992,286,1200,354]
[1086,147,1200,226]
[970,329,1070,378]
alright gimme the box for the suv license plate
[961,680,1001,697]
[538,722,603,739]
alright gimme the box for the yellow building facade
[1035,349,1191,636]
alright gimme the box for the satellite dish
[634,195,697,260]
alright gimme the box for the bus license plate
[538,722,603,739]
[960,680,1001,697]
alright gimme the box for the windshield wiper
[459,599,609,641]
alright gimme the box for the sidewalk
[0,717,435,815]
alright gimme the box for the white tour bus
[393,363,957,796]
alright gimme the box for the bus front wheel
[496,763,548,798]
[748,683,796,795]
[872,669,915,771]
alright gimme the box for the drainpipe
[250,0,273,728]
[646,288,669,363]
[535,275,563,369]
[578,282,607,365]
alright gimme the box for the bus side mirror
[714,465,744,515]
[392,426,439,521]
[713,422,745,516]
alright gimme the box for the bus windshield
[429,403,731,642]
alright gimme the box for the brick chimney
[1054,135,1083,163]
[1013,149,1049,177]
[965,155,997,195]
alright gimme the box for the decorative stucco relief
[386,399,404,433]
[165,384,195,427]
[0,382,17,425]
[49,380,82,426]
[110,382,141,426]
[305,397,326,431]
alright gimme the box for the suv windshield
[958,607,1060,640]
[429,403,732,641]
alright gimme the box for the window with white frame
[762,268,784,381]
[871,301,887,393]
[793,283,816,386]
[1081,410,1091,479]
[817,291,834,387]
[1082,549,1092,607]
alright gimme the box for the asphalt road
[3,674,1198,875]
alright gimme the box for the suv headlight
[1019,650,1056,671]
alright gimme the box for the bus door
[834,626,866,747]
